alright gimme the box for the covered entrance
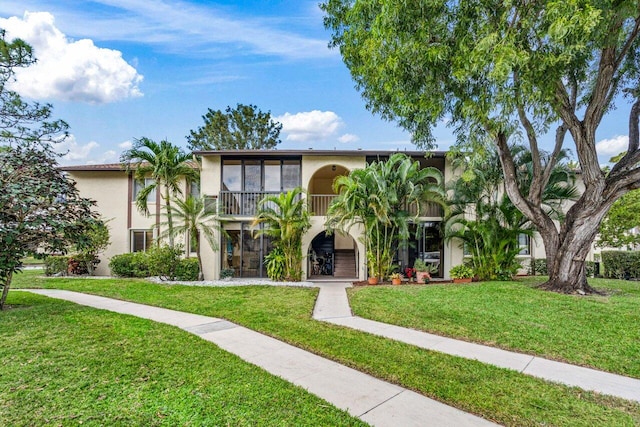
[397,222,443,277]
[222,223,273,278]
[308,231,357,279]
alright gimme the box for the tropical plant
[253,187,311,281]
[264,247,286,281]
[158,195,223,281]
[121,137,198,248]
[74,218,110,276]
[445,144,577,281]
[449,264,474,280]
[326,153,446,280]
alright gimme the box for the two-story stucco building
[63,149,544,280]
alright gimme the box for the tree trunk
[164,186,174,248]
[196,235,204,281]
[0,270,14,310]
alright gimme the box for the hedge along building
[63,149,550,280]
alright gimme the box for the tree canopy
[322,0,640,293]
[187,103,282,151]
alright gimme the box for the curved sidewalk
[312,282,640,403]
[25,289,497,427]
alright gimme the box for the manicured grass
[347,277,640,378]
[11,270,640,426]
[20,256,44,265]
[0,291,365,426]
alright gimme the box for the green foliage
[44,256,71,276]
[530,259,548,276]
[120,137,197,248]
[108,252,150,278]
[449,264,474,280]
[253,188,311,281]
[220,268,235,279]
[159,195,223,281]
[597,190,640,249]
[326,153,445,279]
[175,258,200,281]
[74,219,110,275]
[187,103,282,151]
[413,259,427,272]
[322,0,640,292]
[147,245,183,281]
[0,145,96,309]
[264,247,286,281]
[601,251,640,280]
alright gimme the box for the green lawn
[348,277,640,378]
[1,291,365,426]
[8,270,640,426]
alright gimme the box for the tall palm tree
[159,195,223,280]
[121,137,198,247]
[327,153,446,280]
[253,187,311,281]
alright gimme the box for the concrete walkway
[25,289,497,427]
[312,282,640,403]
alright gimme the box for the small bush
[147,245,183,281]
[265,247,286,281]
[529,259,548,276]
[175,258,200,281]
[601,251,640,279]
[44,255,70,276]
[220,268,235,279]
[109,252,150,278]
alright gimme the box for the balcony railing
[219,191,281,216]
[309,194,443,217]
[219,191,444,218]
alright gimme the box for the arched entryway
[308,231,358,279]
[307,164,350,216]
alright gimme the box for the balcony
[219,191,444,218]
[308,194,443,217]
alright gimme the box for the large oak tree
[322,0,640,293]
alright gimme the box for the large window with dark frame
[221,158,301,215]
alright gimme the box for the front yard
[4,271,640,426]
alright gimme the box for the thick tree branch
[614,15,640,69]
[610,99,640,176]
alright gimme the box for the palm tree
[159,195,223,280]
[445,144,578,280]
[121,137,198,247]
[253,187,311,281]
[326,153,446,280]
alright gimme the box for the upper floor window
[189,180,200,198]
[133,178,156,203]
[222,158,301,192]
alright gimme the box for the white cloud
[596,135,628,158]
[51,134,118,165]
[1,11,143,103]
[276,110,344,142]
[338,133,359,144]
[118,140,133,150]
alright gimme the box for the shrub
[44,255,71,276]
[220,268,235,279]
[109,252,150,278]
[529,259,548,276]
[147,245,183,281]
[264,247,286,281]
[413,259,428,271]
[601,251,640,279]
[175,258,200,281]
[449,264,474,279]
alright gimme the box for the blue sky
[0,0,631,165]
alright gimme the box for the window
[222,159,301,192]
[190,181,200,198]
[518,234,531,255]
[133,178,156,203]
[131,230,154,252]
